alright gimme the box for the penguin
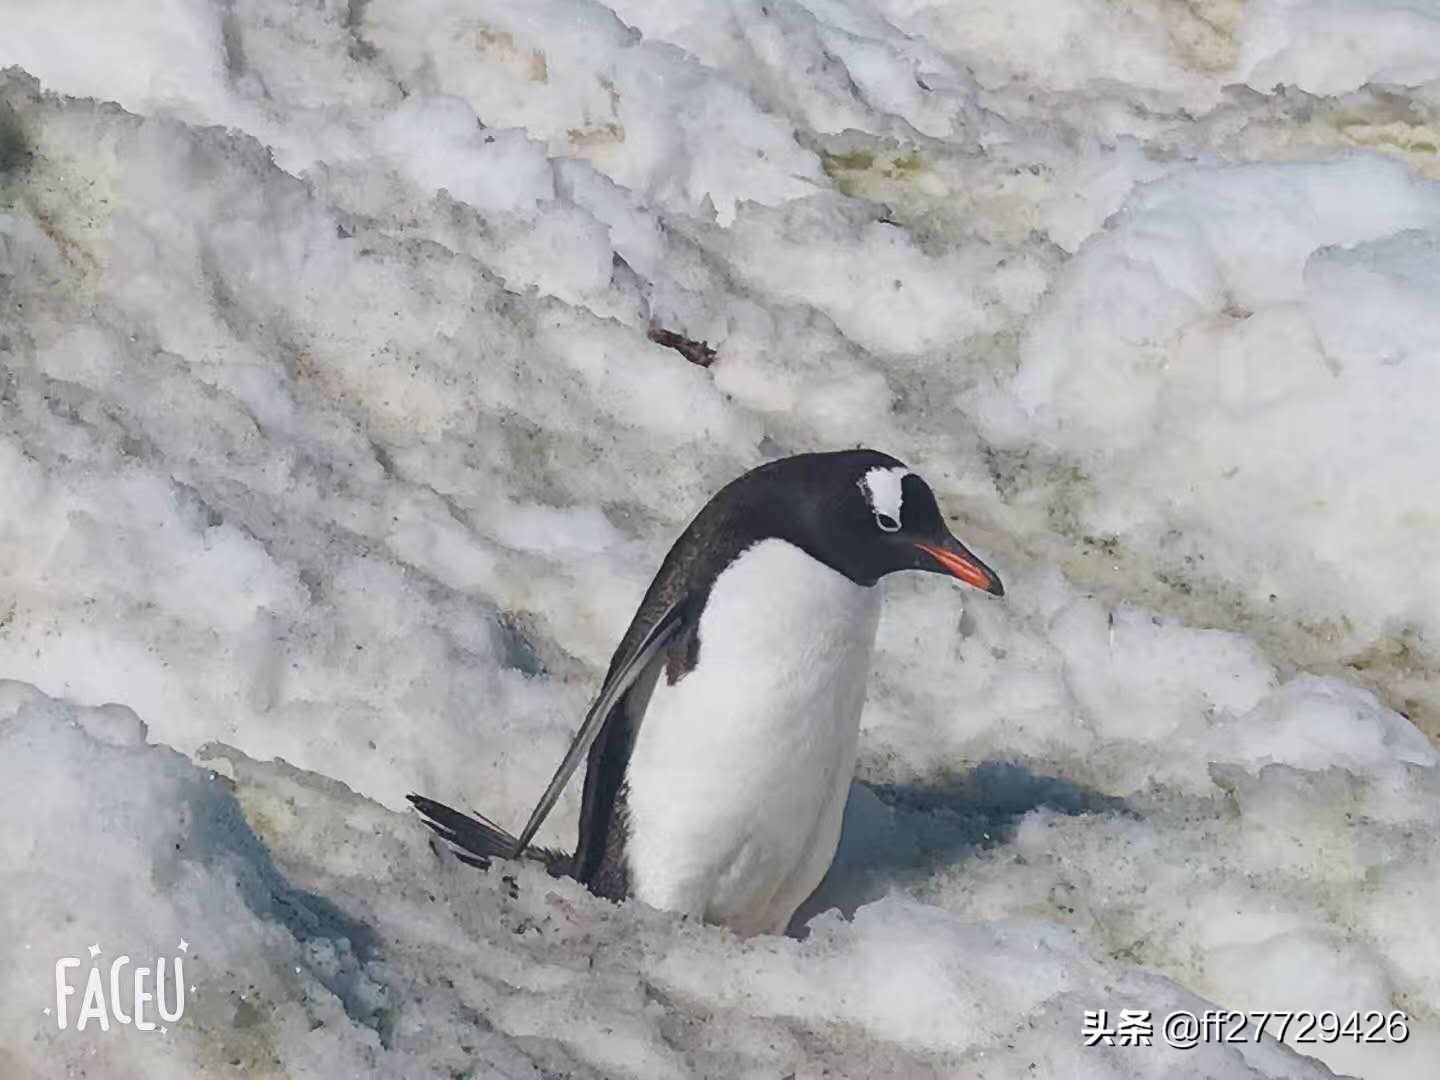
[410,449,1003,935]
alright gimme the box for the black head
[708,449,1005,594]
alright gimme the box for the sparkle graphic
[159,1025,169,1035]
[87,944,101,958]
[177,938,189,953]
[42,1007,51,1016]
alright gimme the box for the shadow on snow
[790,760,1132,935]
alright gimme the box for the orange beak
[916,541,1004,596]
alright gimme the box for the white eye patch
[859,466,911,532]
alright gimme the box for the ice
[980,155,1440,661]
[0,689,1355,1078]
[2,0,1439,1076]
[1240,0,1440,97]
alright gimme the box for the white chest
[622,539,882,934]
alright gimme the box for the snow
[980,155,1440,656]
[1,0,1439,1077]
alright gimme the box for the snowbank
[0,687,1360,1078]
[2,0,1439,1075]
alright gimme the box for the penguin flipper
[510,601,684,859]
[407,793,569,875]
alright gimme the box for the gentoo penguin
[410,449,1003,935]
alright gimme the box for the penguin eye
[874,511,900,533]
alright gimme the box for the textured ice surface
[2,0,1440,1076]
[0,689,1359,1079]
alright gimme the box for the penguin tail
[407,793,570,877]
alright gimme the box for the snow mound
[2,0,1440,1075]
[2,687,1356,1079]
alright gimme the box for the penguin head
[741,450,1005,594]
